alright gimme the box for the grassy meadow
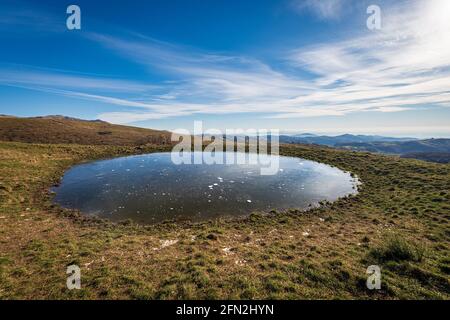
[0,141,449,299]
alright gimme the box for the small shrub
[97,131,112,135]
[206,233,218,241]
[361,236,370,244]
[369,235,424,263]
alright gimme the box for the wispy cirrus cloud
[0,65,158,93]
[90,0,450,123]
[0,0,64,33]
[291,0,351,20]
[1,0,449,125]
[280,0,450,118]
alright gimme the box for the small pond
[53,152,358,224]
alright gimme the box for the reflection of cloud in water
[53,152,358,224]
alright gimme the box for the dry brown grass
[0,116,171,146]
[0,141,449,299]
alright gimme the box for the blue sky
[1,0,450,137]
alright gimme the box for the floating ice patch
[53,152,358,224]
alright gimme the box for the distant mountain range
[335,138,450,153]
[278,133,417,146]
[279,134,450,164]
[1,115,449,164]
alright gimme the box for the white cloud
[2,0,449,125]
[279,0,450,118]
[292,0,350,20]
[0,66,158,93]
[0,2,63,33]
[90,0,450,123]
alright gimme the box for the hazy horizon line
[2,113,449,139]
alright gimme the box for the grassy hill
[401,152,450,164]
[278,134,450,163]
[336,139,450,163]
[279,134,416,146]
[336,139,450,154]
[0,141,448,299]
[0,115,172,146]
[0,116,448,299]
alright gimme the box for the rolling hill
[400,152,450,164]
[335,139,450,163]
[2,115,449,163]
[278,133,416,146]
[279,134,450,164]
[0,115,172,146]
[335,139,450,154]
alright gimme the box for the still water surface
[53,152,358,224]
